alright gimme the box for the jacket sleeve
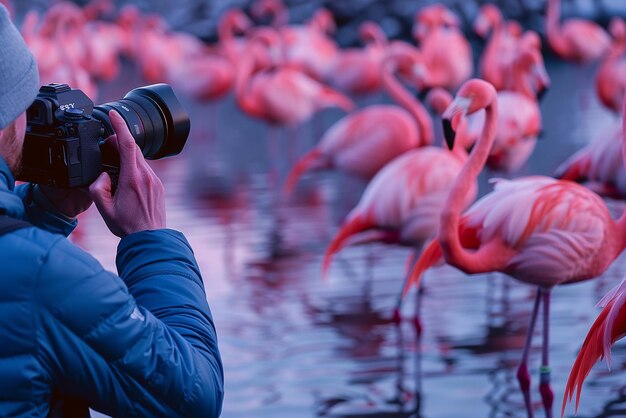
[37,229,224,418]
[15,183,77,236]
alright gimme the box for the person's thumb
[89,172,114,214]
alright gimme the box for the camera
[19,83,191,188]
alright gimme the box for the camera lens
[92,83,190,160]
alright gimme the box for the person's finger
[89,172,113,216]
[104,133,119,152]
[109,110,137,178]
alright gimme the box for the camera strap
[0,214,31,236]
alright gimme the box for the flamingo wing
[319,106,419,178]
[563,277,626,415]
[463,177,611,284]
[562,20,611,61]
[556,123,624,191]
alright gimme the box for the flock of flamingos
[5,0,626,416]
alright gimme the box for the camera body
[19,82,190,188]
[21,83,103,188]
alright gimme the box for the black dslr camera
[19,83,190,188]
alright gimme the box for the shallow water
[73,56,626,418]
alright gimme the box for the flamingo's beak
[443,118,456,150]
[442,97,471,150]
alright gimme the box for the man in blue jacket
[0,5,224,417]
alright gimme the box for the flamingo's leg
[392,248,421,326]
[539,288,554,418]
[517,288,542,418]
[413,280,423,336]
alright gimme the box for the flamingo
[283,43,433,195]
[234,29,353,185]
[320,87,476,325]
[474,4,522,91]
[235,30,353,127]
[327,21,388,96]
[216,8,253,64]
[400,79,626,418]
[446,47,547,173]
[413,4,473,91]
[545,0,610,63]
[251,0,339,81]
[595,17,626,113]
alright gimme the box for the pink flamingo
[595,17,626,113]
[413,4,473,91]
[320,88,476,324]
[166,17,249,148]
[448,48,547,173]
[167,54,234,103]
[401,79,626,418]
[252,0,339,81]
[235,30,353,183]
[491,48,546,172]
[474,4,522,91]
[320,145,473,275]
[545,0,610,63]
[165,13,240,105]
[327,21,389,96]
[283,43,434,195]
[235,31,353,127]
[216,9,253,64]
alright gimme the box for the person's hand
[89,110,166,238]
[36,185,93,219]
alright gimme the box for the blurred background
[7,0,626,417]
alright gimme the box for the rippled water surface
[76,58,626,418]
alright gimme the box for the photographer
[0,5,223,417]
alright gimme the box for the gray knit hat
[0,4,39,129]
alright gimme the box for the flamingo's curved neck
[507,58,535,99]
[218,15,244,62]
[381,59,434,146]
[489,11,504,35]
[439,93,499,271]
[546,0,567,55]
[235,47,261,117]
[360,23,387,48]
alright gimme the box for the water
[72,56,626,418]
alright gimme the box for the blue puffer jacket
[0,157,223,417]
